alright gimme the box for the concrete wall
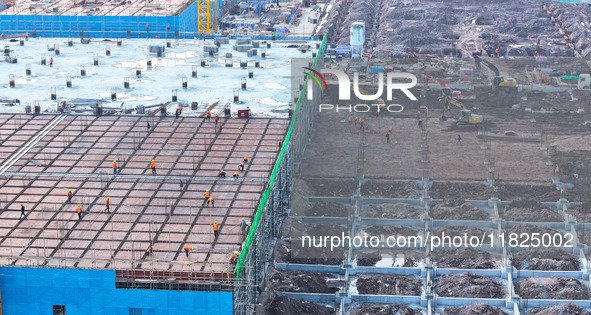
[0,267,233,315]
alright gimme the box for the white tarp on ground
[0,37,318,117]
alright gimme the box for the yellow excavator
[441,95,483,125]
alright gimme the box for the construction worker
[146,246,154,255]
[184,246,193,257]
[416,111,420,120]
[112,160,117,175]
[386,132,390,144]
[151,160,156,175]
[241,217,247,235]
[359,119,364,129]
[354,117,358,126]
[219,125,223,133]
[175,108,179,119]
[105,197,110,213]
[213,221,219,237]
[147,121,151,131]
[243,156,248,163]
[495,48,499,57]
[233,172,239,178]
[238,163,245,172]
[206,110,211,120]
[388,126,393,133]
[218,169,226,178]
[348,117,352,123]
[50,58,53,67]
[204,189,210,200]
[25,32,29,41]
[418,118,423,128]
[230,252,239,264]
[457,134,462,145]
[20,204,27,220]
[67,189,72,203]
[215,114,219,124]
[77,204,82,219]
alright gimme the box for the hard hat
[215,221,217,223]
[221,170,224,172]
[235,252,239,254]
[20,204,23,206]
[206,189,209,192]
[69,189,71,191]
[107,197,110,199]
[152,160,154,162]
[244,156,247,159]
[191,247,194,250]
[242,218,245,220]
[234,172,238,175]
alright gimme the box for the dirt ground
[436,273,505,298]
[274,238,344,265]
[501,200,564,222]
[355,249,425,267]
[443,303,509,315]
[258,293,335,315]
[512,248,579,271]
[356,274,422,296]
[349,303,422,315]
[266,265,338,294]
[517,277,591,300]
[434,247,500,269]
[429,182,561,201]
[507,224,562,244]
[434,225,487,238]
[362,203,422,219]
[360,181,420,199]
[530,303,591,315]
[430,200,490,220]
[364,225,418,239]
[304,202,352,217]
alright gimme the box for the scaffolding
[233,35,327,314]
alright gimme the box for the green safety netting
[236,35,328,278]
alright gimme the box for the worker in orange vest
[238,163,245,171]
[495,48,499,56]
[151,160,156,175]
[230,252,239,264]
[105,197,110,213]
[184,246,193,257]
[354,117,358,126]
[146,246,154,255]
[77,204,82,219]
[233,172,239,178]
[207,197,215,207]
[213,221,219,237]
[215,114,219,123]
[348,117,352,123]
[25,32,29,40]
[218,169,226,177]
[206,110,211,120]
[204,189,210,199]
[50,58,53,67]
[112,160,117,175]
[67,189,72,203]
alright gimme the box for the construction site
[1,0,591,314]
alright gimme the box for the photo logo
[306,69,418,102]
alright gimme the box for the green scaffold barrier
[236,35,328,278]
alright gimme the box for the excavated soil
[580,231,591,246]
[436,273,506,299]
[260,293,334,315]
[289,218,349,238]
[274,238,344,265]
[356,274,422,296]
[501,200,564,222]
[429,182,561,201]
[349,304,422,315]
[267,266,338,294]
[574,201,591,223]
[443,303,509,315]
[434,247,500,269]
[512,248,579,271]
[364,225,418,239]
[360,181,420,198]
[356,249,424,267]
[430,200,490,220]
[434,225,487,239]
[517,277,591,300]
[295,178,357,197]
[530,303,591,315]
[305,201,351,217]
[507,224,563,245]
[362,203,422,219]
